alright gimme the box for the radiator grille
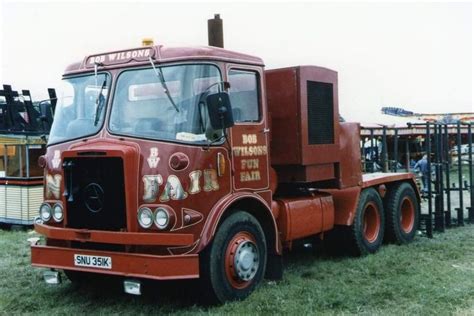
[66,157,126,231]
[307,81,334,144]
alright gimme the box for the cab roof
[64,45,264,74]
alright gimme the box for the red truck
[31,42,420,303]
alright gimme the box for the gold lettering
[253,170,261,181]
[241,159,259,170]
[142,175,163,203]
[160,175,188,202]
[46,174,61,199]
[203,169,219,191]
[240,171,261,182]
[232,146,268,157]
[188,170,202,194]
[243,134,257,144]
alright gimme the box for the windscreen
[48,73,109,145]
[109,64,222,144]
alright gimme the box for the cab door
[226,66,270,192]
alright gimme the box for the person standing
[414,155,430,194]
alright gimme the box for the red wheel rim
[224,231,259,289]
[400,197,415,233]
[363,202,381,243]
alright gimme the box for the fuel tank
[274,192,335,242]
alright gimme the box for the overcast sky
[0,1,472,122]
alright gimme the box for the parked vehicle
[31,42,420,303]
[0,85,54,225]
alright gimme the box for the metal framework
[361,122,474,237]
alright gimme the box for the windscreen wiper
[94,78,107,126]
[148,57,179,112]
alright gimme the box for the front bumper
[31,245,199,280]
[32,223,199,280]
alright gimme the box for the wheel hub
[233,241,259,281]
[225,232,260,288]
[400,197,415,233]
[363,202,380,243]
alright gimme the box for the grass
[1,226,474,315]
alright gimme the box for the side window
[28,146,45,177]
[228,69,260,122]
[4,145,23,177]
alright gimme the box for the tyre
[384,182,419,244]
[200,211,267,303]
[349,188,385,255]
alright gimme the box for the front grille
[65,157,126,231]
[307,80,335,145]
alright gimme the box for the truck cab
[33,44,277,300]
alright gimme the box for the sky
[0,1,472,122]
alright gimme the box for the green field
[1,225,474,315]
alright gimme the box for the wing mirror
[206,92,234,130]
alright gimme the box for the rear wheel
[349,188,385,255]
[384,182,419,244]
[200,211,267,303]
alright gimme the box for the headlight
[52,203,63,222]
[137,207,153,229]
[154,208,170,230]
[39,203,52,222]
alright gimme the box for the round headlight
[138,207,153,229]
[154,208,170,230]
[39,203,52,222]
[52,203,63,222]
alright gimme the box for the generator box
[266,66,340,183]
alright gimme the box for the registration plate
[74,254,112,269]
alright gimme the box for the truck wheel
[350,188,385,255]
[200,211,267,303]
[384,182,419,244]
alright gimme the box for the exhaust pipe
[208,14,224,48]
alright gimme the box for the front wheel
[200,211,267,303]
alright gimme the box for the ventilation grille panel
[307,81,334,145]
